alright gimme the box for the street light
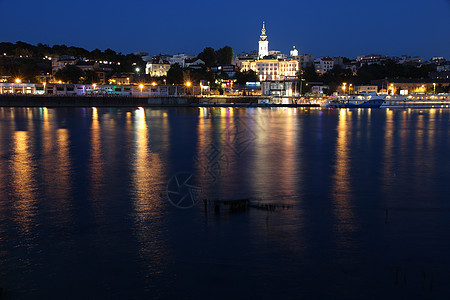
[390,84,394,95]
[433,82,436,94]
[342,82,347,94]
[139,84,144,96]
[186,81,192,95]
[15,78,21,84]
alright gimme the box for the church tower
[258,22,269,59]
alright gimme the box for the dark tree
[197,47,217,67]
[52,44,68,55]
[216,46,233,65]
[83,70,99,84]
[234,70,259,84]
[90,49,103,60]
[218,72,229,80]
[166,63,184,84]
[104,48,117,61]
[299,81,311,94]
[18,62,39,82]
[302,66,320,82]
[54,65,84,83]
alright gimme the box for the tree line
[165,46,258,86]
[0,41,145,82]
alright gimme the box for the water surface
[0,107,450,299]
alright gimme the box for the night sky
[1,0,449,59]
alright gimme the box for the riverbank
[0,95,320,108]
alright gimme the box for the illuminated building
[169,53,197,67]
[241,59,298,81]
[240,22,299,81]
[51,56,112,84]
[211,64,240,78]
[354,85,378,94]
[290,46,298,57]
[356,54,387,66]
[314,57,334,75]
[145,56,170,77]
[51,56,78,75]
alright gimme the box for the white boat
[380,94,450,108]
[321,93,450,109]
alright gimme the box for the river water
[0,107,450,299]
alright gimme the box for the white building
[268,50,287,59]
[169,53,197,67]
[145,57,171,77]
[185,58,205,69]
[314,57,334,74]
[290,46,299,57]
[258,22,269,59]
[354,85,378,94]
[0,83,45,94]
[241,59,298,81]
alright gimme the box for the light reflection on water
[130,107,167,274]
[0,107,450,298]
[332,110,358,248]
[11,131,38,238]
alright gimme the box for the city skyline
[1,0,449,59]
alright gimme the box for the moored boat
[380,94,450,108]
[321,94,385,108]
[321,93,450,109]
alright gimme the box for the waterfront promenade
[0,94,320,107]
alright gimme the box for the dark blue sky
[1,0,449,59]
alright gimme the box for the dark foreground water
[1,107,450,299]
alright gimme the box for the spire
[260,21,267,41]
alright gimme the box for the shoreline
[0,95,320,108]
